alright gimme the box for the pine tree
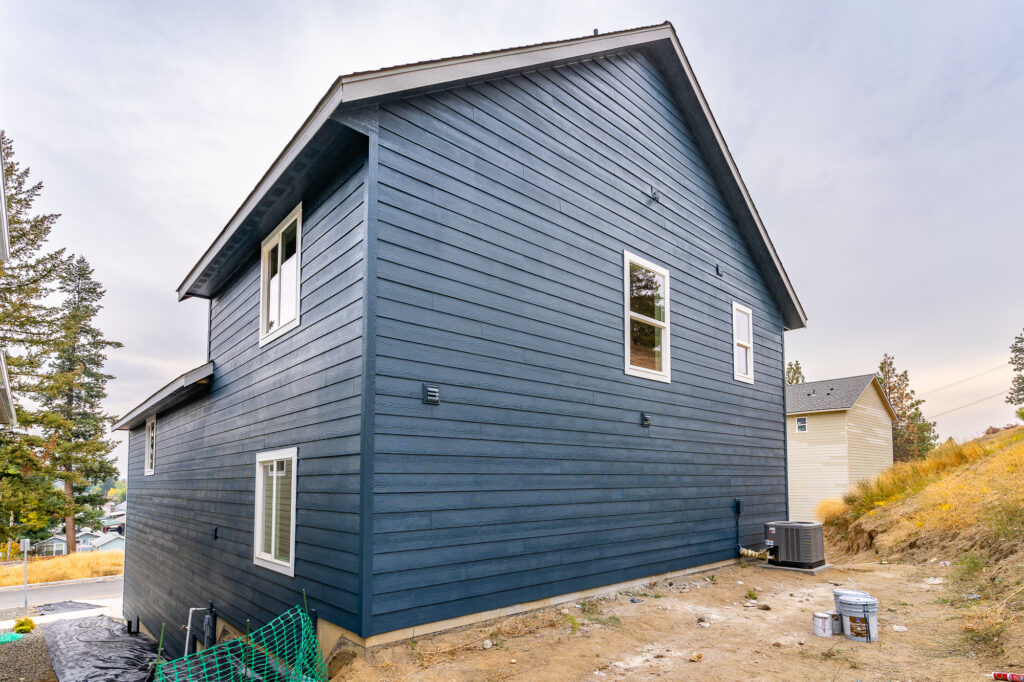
[1007,329,1024,407]
[785,361,805,385]
[0,131,67,543]
[36,256,121,551]
[877,354,938,461]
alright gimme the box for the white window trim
[144,415,156,476]
[258,204,303,347]
[732,301,754,384]
[623,251,671,383]
[796,416,808,433]
[253,448,297,577]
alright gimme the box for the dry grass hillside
[0,550,123,586]
[820,425,1024,660]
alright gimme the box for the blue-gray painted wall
[123,156,367,656]
[365,49,785,635]
[124,46,787,648]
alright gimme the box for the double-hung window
[144,415,156,476]
[796,416,808,433]
[732,302,754,384]
[260,204,302,345]
[254,448,297,576]
[623,251,671,383]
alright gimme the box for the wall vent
[422,384,441,405]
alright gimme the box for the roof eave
[0,354,17,428]
[112,361,214,431]
[177,22,806,327]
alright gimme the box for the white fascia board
[337,25,674,103]
[176,26,672,301]
[112,361,214,431]
[0,354,16,427]
[661,31,806,329]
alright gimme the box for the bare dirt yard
[333,560,999,681]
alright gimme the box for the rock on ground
[0,629,58,682]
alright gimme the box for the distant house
[90,533,126,552]
[114,23,807,657]
[786,375,896,521]
[35,530,102,556]
[0,143,15,428]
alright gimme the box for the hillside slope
[824,425,1024,658]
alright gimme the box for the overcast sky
[2,1,1021,476]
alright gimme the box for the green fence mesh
[155,606,328,682]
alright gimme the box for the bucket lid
[813,611,832,617]
[838,595,878,606]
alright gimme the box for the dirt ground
[333,560,1002,681]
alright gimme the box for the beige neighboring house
[786,374,896,521]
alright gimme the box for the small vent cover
[422,384,441,405]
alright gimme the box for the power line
[919,364,1010,397]
[929,391,1007,419]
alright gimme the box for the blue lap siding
[124,156,368,655]
[366,49,785,634]
[125,44,791,648]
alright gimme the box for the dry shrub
[815,498,848,525]
[0,550,123,587]
[843,434,1008,520]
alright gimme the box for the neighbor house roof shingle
[786,374,896,420]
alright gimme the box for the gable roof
[91,532,124,548]
[176,23,806,330]
[786,374,897,421]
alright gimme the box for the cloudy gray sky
[1,1,1020,475]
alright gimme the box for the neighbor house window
[623,252,671,383]
[254,448,297,576]
[796,417,808,433]
[260,204,302,345]
[732,302,754,383]
[144,416,156,476]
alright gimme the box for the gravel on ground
[0,629,58,682]
[0,606,36,621]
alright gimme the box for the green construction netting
[155,606,327,682]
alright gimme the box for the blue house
[114,23,806,658]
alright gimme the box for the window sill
[258,318,300,348]
[625,366,671,383]
[143,470,154,477]
[734,373,755,384]
[254,554,294,577]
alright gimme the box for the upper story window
[260,204,302,346]
[144,415,156,475]
[796,416,808,433]
[732,302,754,384]
[254,448,296,576]
[623,251,671,383]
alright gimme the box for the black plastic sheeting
[42,615,158,682]
[36,600,102,616]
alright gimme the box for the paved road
[0,575,123,610]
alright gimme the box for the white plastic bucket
[838,595,879,642]
[833,588,870,613]
[812,612,833,637]
[829,611,843,635]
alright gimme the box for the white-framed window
[732,301,754,384]
[144,415,156,476]
[259,204,302,346]
[253,448,297,576]
[623,251,671,383]
[796,416,808,433]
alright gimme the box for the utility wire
[919,364,1010,397]
[929,391,1007,419]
